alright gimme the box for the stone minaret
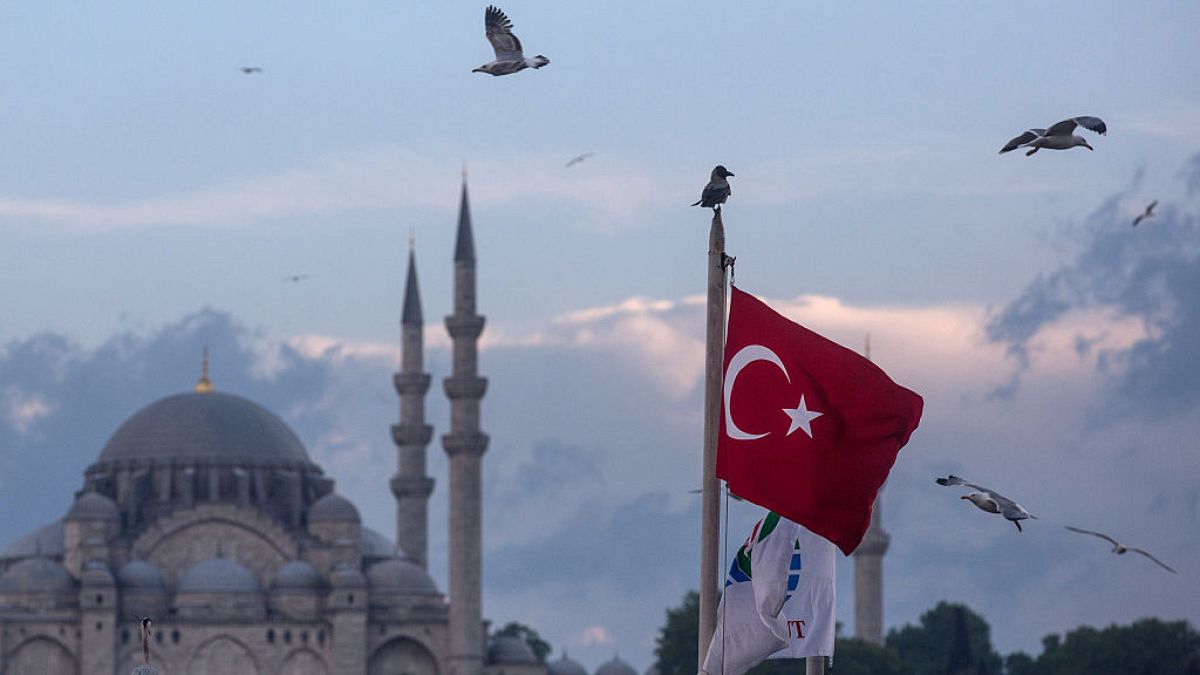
[391,238,435,569]
[442,175,488,675]
[854,334,889,645]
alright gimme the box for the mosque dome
[595,656,638,675]
[330,562,367,588]
[549,653,589,675]
[65,492,120,521]
[366,558,439,595]
[117,560,166,589]
[94,391,313,469]
[178,557,261,594]
[0,557,75,593]
[488,635,538,665]
[271,560,323,591]
[0,521,64,561]
[80,560,115,587]
[361,526,401,560]
[309,493,360,523]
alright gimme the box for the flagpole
[699,208,726,669]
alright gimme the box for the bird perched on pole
[692,165,734,210]
[472,6,550,76]
[130,617,158,674]
[999,116,1107,156]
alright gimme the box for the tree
[885,601,1002,675]
[654,590,700,675]
[828,638,912,675]
[1019,618,1200,675]
[492,622,552,664]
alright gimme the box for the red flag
[716,286,923,555]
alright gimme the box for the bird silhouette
[936,475,1035,532]
[692,165,734,210]
[472,6,549,76]
[1000,116,1107,156]
[240,66,263,74]
[1064,526,1176,573]
[283,274,311,283]
[1132,200,1158,227]
[565,152,594,168]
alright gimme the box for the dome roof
[366,558,439,595]
[309,493,360,523]
[117,560,166,589]
[65,492,120,521]
[596,656,638,675]
[330,562,367,588]
[0,557,75,593]
[178,556,261,594]
[271,560,323,590]
[361,527,401,559]
[1,521,64,560]
[95,391,312,468]
[489,635,538,665]
[549,653,589,675]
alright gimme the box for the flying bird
[472,6,550,76]
[999,116,1107,156]
[283,274,311,283]
[1064,526,1177,573]
[1132,200,1158,227]
[565,152,594,168]
[692,165,734,210]
[936,475,1035,532]
[239,67,263,74]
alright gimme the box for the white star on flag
[783,395,822,437]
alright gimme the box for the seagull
[472,6,550,76]
[692,165,734,210]
[936,474,1035,532]
[565,152,594,168]
[1064,526,1177,573]
[239,67,263,74]
[283,274,311,283]
[999,116,1107,156]
[1132,200,1158,227]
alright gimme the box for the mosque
[0,179,646,675]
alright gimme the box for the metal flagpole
[698,209,726,669]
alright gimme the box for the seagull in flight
[1000,116,1107,156]
[1064,526,1177,573]
[692,165,734,210]
[283,274,311,283]
[239,67,263,74]
[1132,200,1158,227]
[936,475,1035,531]
[565,152,594,168]
[472,6,549,76]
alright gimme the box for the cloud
[987,152,1200,416]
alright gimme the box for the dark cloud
[987,153,1200,416]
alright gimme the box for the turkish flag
[716,286,923,555]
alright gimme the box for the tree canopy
[492,621,552,664]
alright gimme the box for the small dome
[549,653,589,675]
[0,557,75,593]
[272,560,323,590]
[1,521,64,560]
[596,656,638,675]
[117,560,166,589]
[178,557,261,594]
[362,527,401,559]
[330,562,367,588]
[489,635,538,665]
[80,559,115,587]
[366,558,438,595]
[309,493,360,523]
[65,492,120,521]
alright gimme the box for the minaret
[442,174,488,675]
[854,335,889,645]
[391,236,435,569]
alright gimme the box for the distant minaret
[443,174,488,675]
[391,236,435,569]
[854,334,890,645]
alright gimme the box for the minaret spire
[195,346,213,393]
[443,172,488,675]
[392,239,435,568]
[854,333,889,645]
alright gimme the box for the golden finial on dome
[195,346,213,393]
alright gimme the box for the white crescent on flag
[723,344,790,441]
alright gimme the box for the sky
[2,1,1199,671]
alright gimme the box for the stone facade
[0,178,547,675]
